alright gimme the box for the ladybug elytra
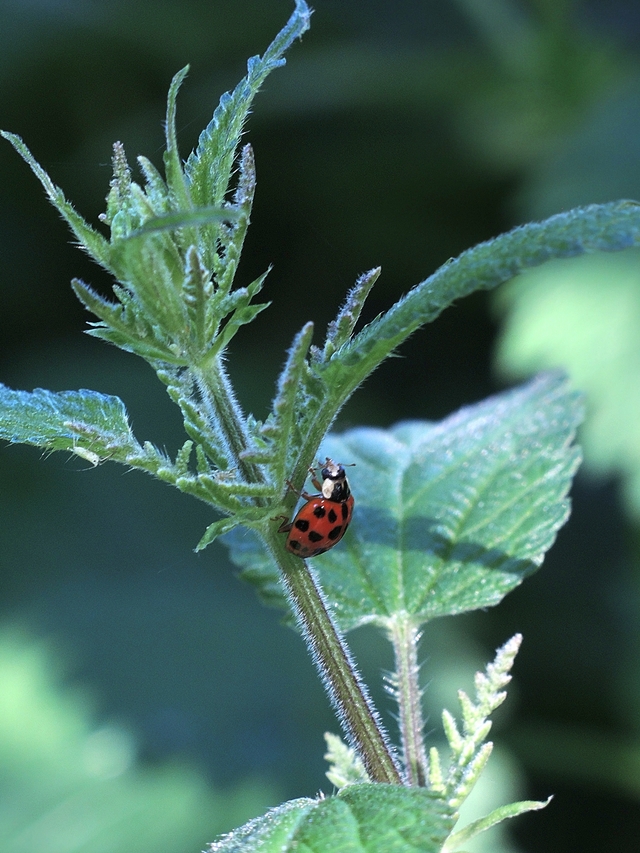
[278,458,354,558]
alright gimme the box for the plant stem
[388,615,428,787]
[277,554,404,785]
[195,355,401,783]
[193,357,264,487]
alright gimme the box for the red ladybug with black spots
[278,458,354,558]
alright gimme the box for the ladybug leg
[274,514,293,533]
[285,478,315,500]
[277,520,293,534]
[285,478,306,496]
[308,466,323,491]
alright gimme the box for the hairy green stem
[275,549,404,785]
[193,357,264,487]
[388,616,428,787]
[196,354,401,782]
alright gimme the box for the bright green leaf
[0,131,112,271]
[125,205,239,238]
[321,373,582,631]
[0,385,142,464]
[184,0,310,271]
[195,517,242,552]
[185,0,310,206]
[315,201,640,429]
[273,202,640,518]
[209,785,455,853]
[225,374,583,631]
[264,322,315,483]
[163,65,194,222]
[324,733,370,788]
[443,797,552,852]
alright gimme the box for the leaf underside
[0,385,142,463]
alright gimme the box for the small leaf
[324,733,370,788]
[184,0,311,272]
[442,710,463,754]
[208,785,455,853]
[72,279,177,363]
[443,635,522,808]
[174,396,229,470]
[428,747,444,792]
[264,321,315,483]
[322,267,381,359]
[163,65,193,220]
[137,155,170,213]
[111,233,186,340]
[214,144,257,294]
[174,440,194,475]
[125,205,238,238]
[214,300,272,353]
[0,385,141,464]
[182,245,211,354]
[196,517,242,552]
[185,1,311,209]
[443,797,552,852]
[0,131,112,271]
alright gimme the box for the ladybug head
[319,458,351,501]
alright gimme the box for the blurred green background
[2,0,640,850]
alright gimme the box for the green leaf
[125,205,238,238]
[321,372,582,630]
[72,279,181,364]
[321,267,381,359]
[137,155,171,214]
[309,201,640,451]
[111,233,186,341]
[184,0,310,270]
[0,131,112,271]
[324,733,370,788]
[262,321,315,483]
[163,65,194,223]
[443,797,552,852]
[209,785,455,853]
[494,248,640,517]
[0,385,142,464]
[182,245,211,355]
[442,634,522,808]
[225,374,583,630]
[195,517,243,553]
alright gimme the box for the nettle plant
[2,2,640,850]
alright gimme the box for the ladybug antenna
[318,457,356,469]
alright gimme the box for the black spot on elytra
[313,505,326,518]
[294,518,310,532]
[289,539,302,550]
[327,508,338,523]
[308,530,324,543]
[328,525,343,541]
[341,503,349,519]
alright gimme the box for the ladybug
[278,458,354,558]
